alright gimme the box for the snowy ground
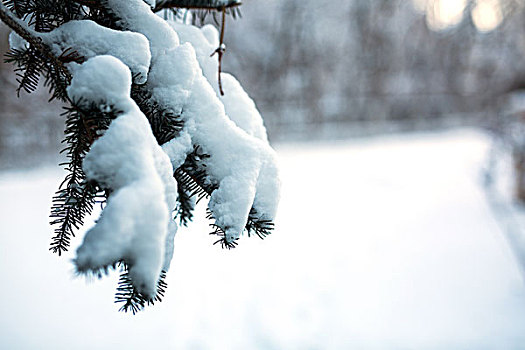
[1,128,525,349]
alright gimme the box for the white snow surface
[70,56,177,297]
[2,129,525,349]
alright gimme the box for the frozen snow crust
[47,0,280,298]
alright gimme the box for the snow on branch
[71,55,177,298]
[106,0,280,245]
[45,20,151,84]
[0,0,280,312]
[171,22,268,140]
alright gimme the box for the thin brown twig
[210,6,226,95]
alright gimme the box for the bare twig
[210,7,226,95]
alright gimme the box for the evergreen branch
[49,101,117,255]
[0,2,85,101]
[244,208,274,239]
[207,210,238,249]
[5,47,41,96]
[72,0,102,7]
[115,265,168,314]
[76,260,118,280]
[175,146,275,247]
[76,259,169,314]
[175,145,216,201]
[0,0,274,315]
[69,0,121,29]
[175,180,195,226]
[131,84,184,145]
[17,55,39,94]
[3,0,30,17]
[5,46,71,101]
[49,181,100,255]
[50,106,97,255]
[0,2,73,82]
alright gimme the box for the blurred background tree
[0,23,62,169]
[2,0,525,164]
[222,0,525,140]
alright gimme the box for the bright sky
[412,0,505,32]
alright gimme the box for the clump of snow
[146,43,199,112]
[200,24,220,48]
[71,56,177,297]
[106,0,180,57]
[45,20,151,84]
[108,0,280,243]
[67,56,132,107]
[162,130,193,170]
[184,73,280,240]
[170,22,268,141]
[219,73,269,141]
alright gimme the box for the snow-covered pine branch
[0,0,280,312]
